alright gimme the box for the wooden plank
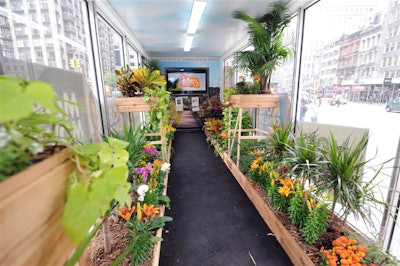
[223,154,315,266]
[0,148,70,199]
[116,97,152,112]
[229,95,279,108]
[0,149,76,265]
[239,135,269,140]
[151,151,171,266]
[230,101,278,108]
[117,104,151,112]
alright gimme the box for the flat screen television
[165,67,209,94]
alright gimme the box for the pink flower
[143,146,158,156]
[135,163,152,182]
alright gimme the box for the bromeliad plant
[0,75,75,181]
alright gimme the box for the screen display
[166,68,208,94]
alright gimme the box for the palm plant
[232,1,292,94]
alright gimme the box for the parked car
[386,95,400,112]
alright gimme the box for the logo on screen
[179,74,200,89]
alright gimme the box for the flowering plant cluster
[114,142,172,264]
[164,124,176,142]
[320,236,376,266]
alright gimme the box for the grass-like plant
[108,122,147,182]
[286,130,325,184]
[318,132,387,223]
[264,123,294,163]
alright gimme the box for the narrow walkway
[177,111,200,128]
[160,130,292,266]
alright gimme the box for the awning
[332,87,342,93]
[351,86,365,92]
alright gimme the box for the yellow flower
[279,177,293,187]
[117,205,136,221]
[278,185,293,197]
[265,161,274,170]
[251,157,262,170]
[270,170,279,180]
[259,163,267,173]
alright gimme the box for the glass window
[127,44,138,68]
[0,0,102,142]
[299,0,400,259]
[96,14,141,132]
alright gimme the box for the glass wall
[223,0,399,258]
[299,0,400,258]
[0,0,102,142]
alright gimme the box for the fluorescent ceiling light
[184,35,194,52]
[187,0,207,34]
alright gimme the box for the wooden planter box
[229,94,279,108]
[222,154,315,266]
[115,97,152,112]
[0,149,76,266]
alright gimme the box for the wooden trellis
[116,97,166,161]
[227,94,279,165]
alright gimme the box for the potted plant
[0,75,78,265]
[232,1,292,94]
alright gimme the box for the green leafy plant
[264,123,294,163]
[108,122,148,182]
[318,132,388,222]
[62,138,132,265]
[143,85,170,130]
[232,1,292,94]
[288,181,310,228]
[301,198,329,245]
[115,65,137,97]
[286,130,325,184]
[113,203,172,266]
[0,75,74,181]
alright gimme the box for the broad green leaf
[62,183,102,246]
[0,79,32,122]
[25,81,62,114]
[107,137,129,149]
[112,149,129,167]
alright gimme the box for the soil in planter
[87,218,153,266]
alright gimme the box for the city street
[305,100,399,254]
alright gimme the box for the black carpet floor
[159,130,293,266]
